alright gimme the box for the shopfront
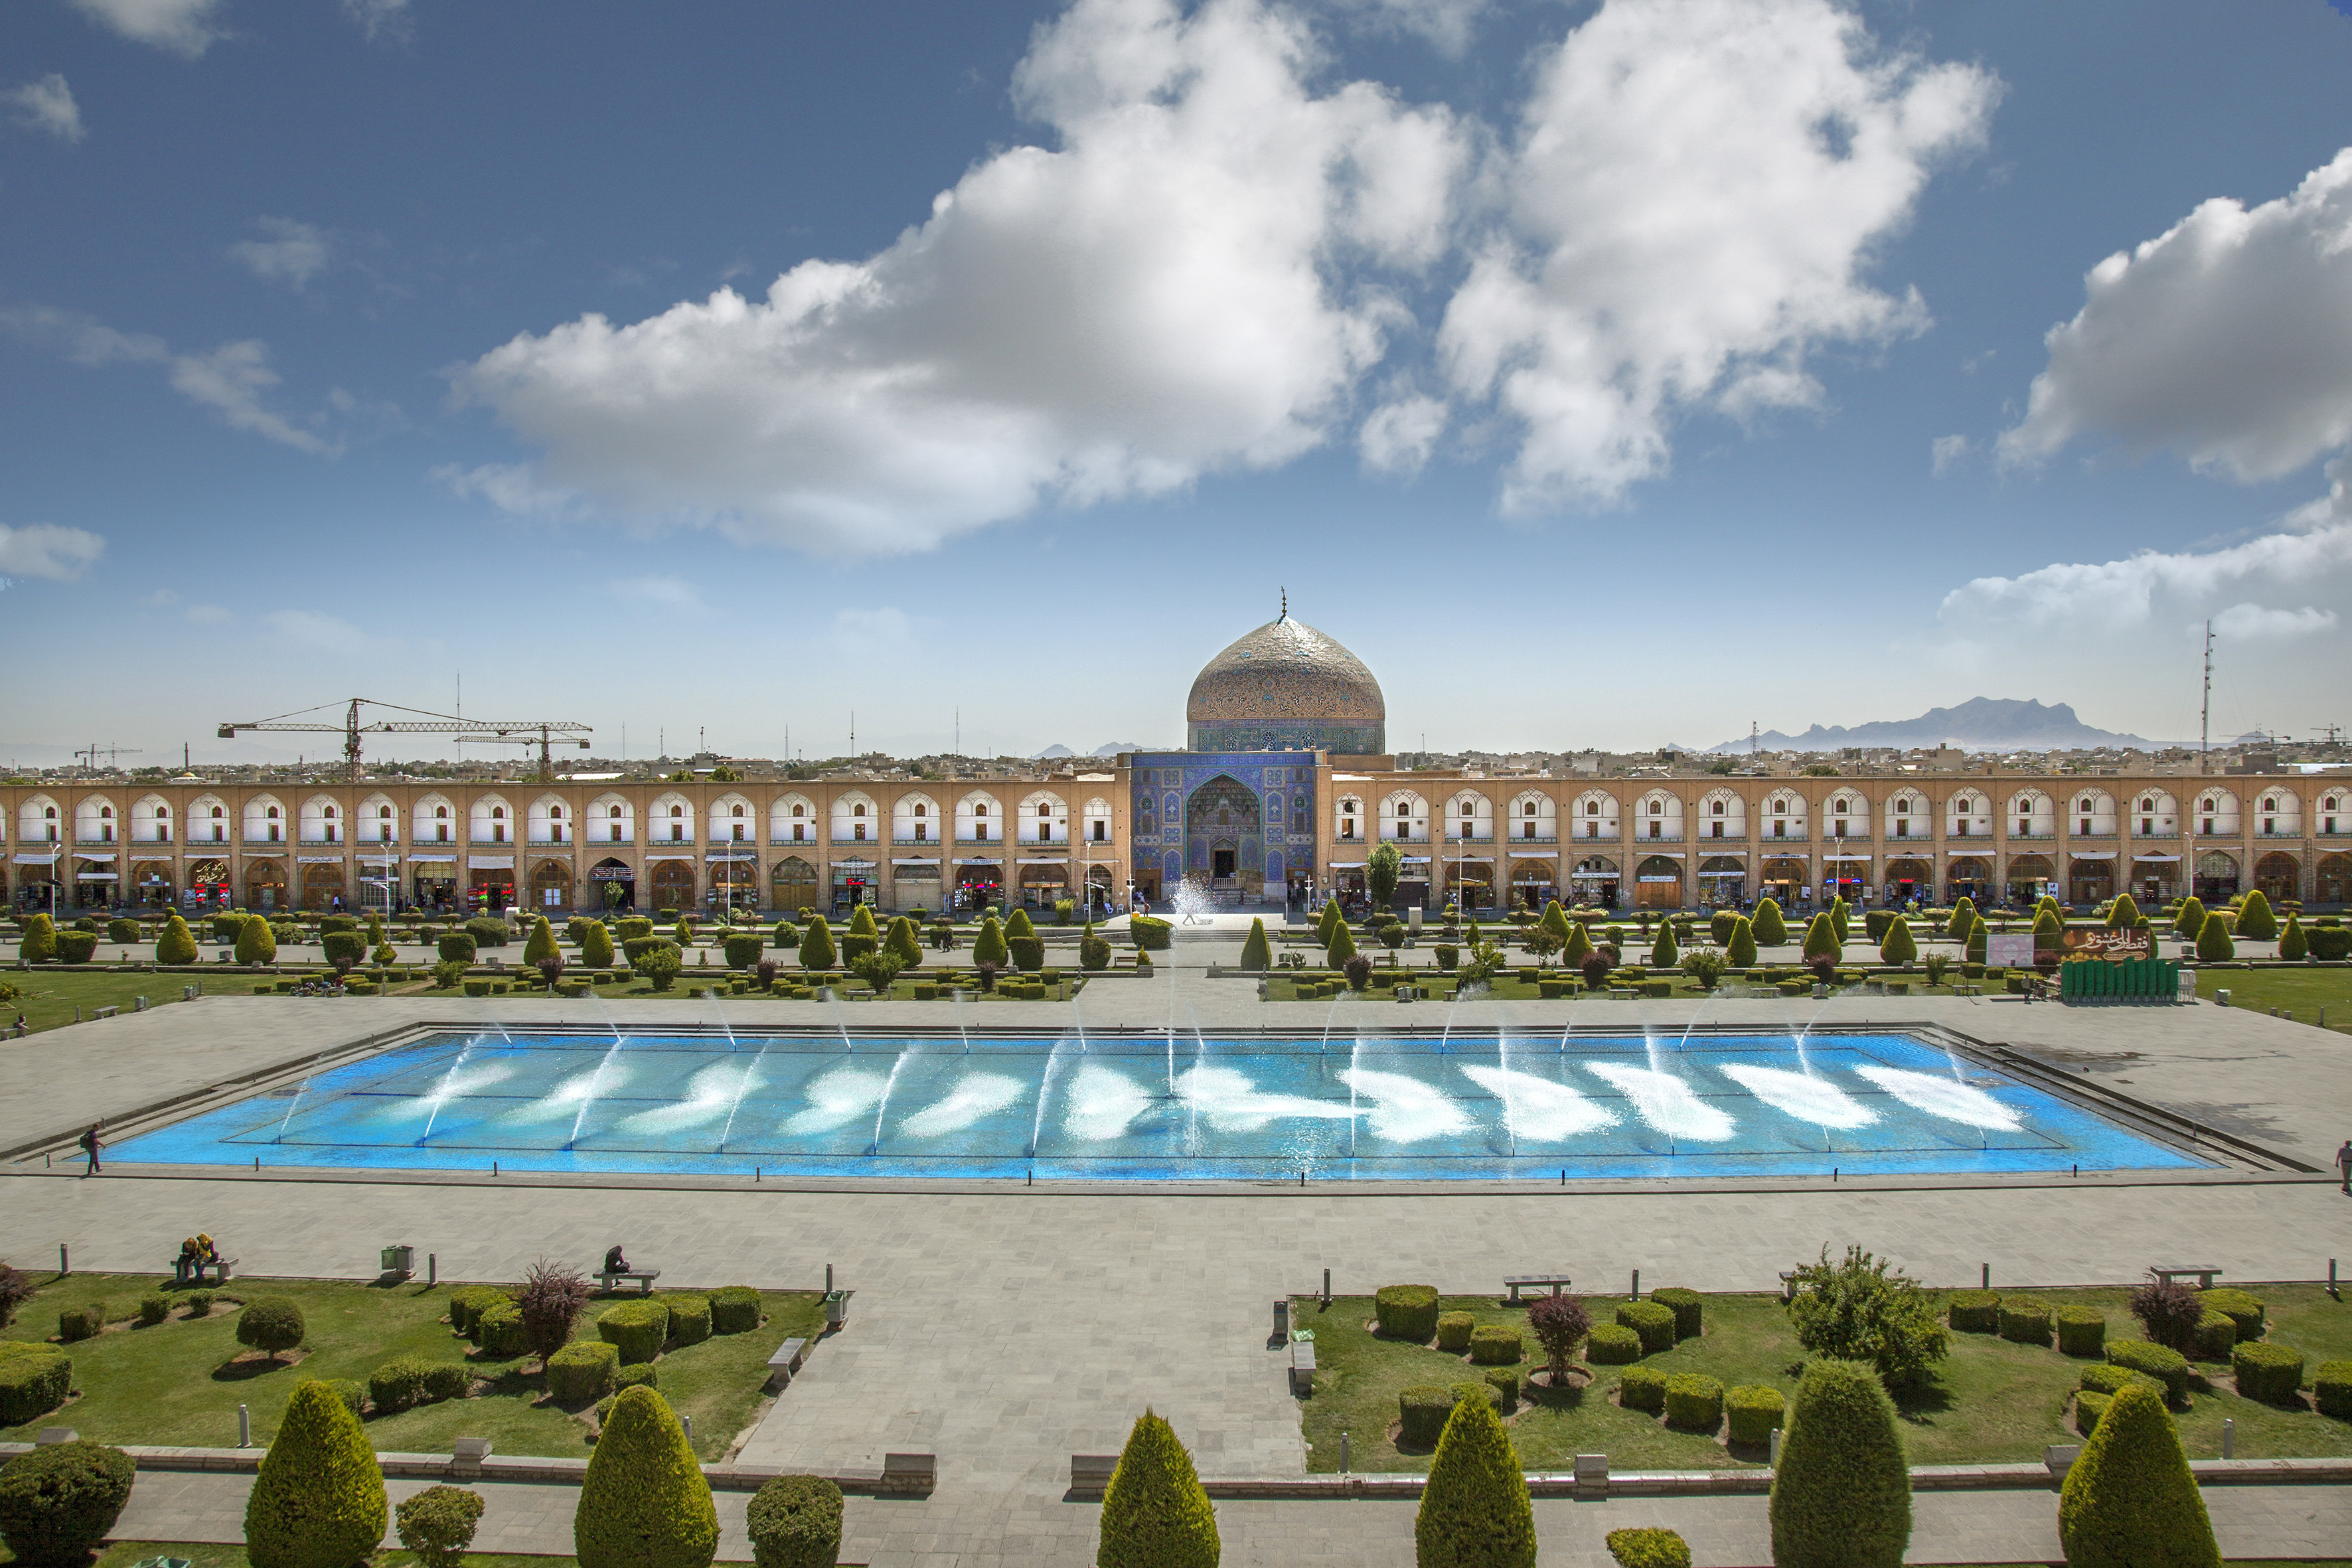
[1946,856,1990,905]
[186,858,230,908]
[2067,852,2115,907]
[130,855,174,908]
[647,856,696,912]
[1760,856,1807,908]
[1017,858,1067,910]
[832,856,876,913]
[1633,854,1682,910]
[301,859,347,912]
[893,857,941,913]
[1823,856,1867,905]
[12,852,58,911]
[2254,852,2300,905]
[1883,857,1932,906]
[2130,852,2179,905]
[410,855,458,911]
[589,858,635,911]
[710,854,757,914]
[1509,856,1556,910]
[2004,853,2055,907]
[356,856,399,914]
[1450,858,1494,911]
[244,858,287,911]
[953,858,1001,913]
[2193,850,2239,904]
[1570,856,1620,909]
[771,856,818,914]
[74,853,118,907]
[1697,854,1745,907]
[467,855,514,913]
[530,858,575,912]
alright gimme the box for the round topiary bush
[1468,1325,1523,1366]
[1375,1285,1441,1343]
[2231,1342,2306,1406]
[56,1301,104,1343]
[1399,1385,1456,1447]
[663,1294,712,1348]
[237,1297,307,1361]
[2200,1288,2265,1342]
[1616,1300,1677,1355]
[596,1299,670,1364]
[1768,1360,1911,1568]
[0,1439,134,1567]
[2191,1311,2236,1362]
[2056,1306,2108,1357]
[245,1379,388,1568]
[1947,1290,2000,1333]
[475,1301,530,1358]
[1586,1324,1642,1364]
[396,1484,485,1568]
[1998,1298,2053,1346]
[1097,1409,1217,1568]
[1435,1311,1476,1353]
[575,1387,718,1568]
[1664,1373,1726,1432]
[746,1474,843,1568]
[1607,1527,1691,1568]
[1726,1385,1785,1446]
[1649,1287,1702,1341]
[547,1340,620,1405]
[1618,1364,1668,1414]
[709,1287,761,1334]
[2057,1382,2219,1568]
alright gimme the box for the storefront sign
[2061,927,2150,958]
[1986,933,2037,967]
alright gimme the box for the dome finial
[1279,587,1287,621]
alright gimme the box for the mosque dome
[1186,610,1385,755]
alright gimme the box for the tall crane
[217,699,593,782]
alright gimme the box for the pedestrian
[2338,1138,2351,1195]
[78,1122,102,1176]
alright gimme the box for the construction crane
[217,699,593,782]
[73,743,141,773]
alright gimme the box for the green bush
[575,1387,718,1568]
[1616,1300,1677,1355]
[1785,1246,1948,1391]
[2235,888,2277,941]
[0,1345,73,1427]
[155,913,199,965]
[447,1285,512,1335]
[1586,1324,1642,1364]
[1006,935,1044,971]
[1436,1311,1475,1352]
[1664,1373,1725,1431]
[1618,1364,1668,1413]
[1768,1359,1910,1568]
[665,1294,712,1347]
[437,932,477,965]
[2057,1383,2219,1568]
[0,1439,134,1566]
[2197,913,2234,962]
[1484,1366,1520,1411]
[723,933,764,969]
[1079,925,1111,971]
[2279,913,2309,961]
[547,1340,619,1404]
[1878,915,1917,965]
[615,1363,657,1391]
[578,920,615,969]
[1468,1325,1523,1366]
[137,1293,171,1326]
[2106,1340,2191,1403]
[1375,1284,1441,1342]
[2075,1388,2112,1437]
[2199,1288,2264,1340]
[597,1300,670,1364]
[746,1474,843,1568]
[1649,1287,1702,1340]
[1239,918,1271,973]
[2231,1342,2305,1405]
[2191,1311,2236,1362]
[465,916,508,949]
[1097,1409,1218,1568]
[1725,1385,1785,1446]
[1415,1387,1535,1568]
[1607,1528,1691,1568]
[320,1378,366,1417]
[396,1484,485,1568]
[238,1297,306,1360]
[1129,913,1172,951]
[1998,1298,2052,1346]
[1399,1384,1456,1446]
[799,916,836,972]
[368,1358,437,1414]
[245,1379,388,1568]
[52,931,98,964]
[475,1301,530,1358]
[2080,1364,2166,1401]
[710,1286,761,1335]
[2057,1305,2108,1357]
[2314,1360,2352,1419]
[56,1301,105,1342]
[2308,925,2352,960]
[321,930,366,966]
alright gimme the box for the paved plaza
[3,939,2348,1563]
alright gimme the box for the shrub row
[0,1343,72,1426]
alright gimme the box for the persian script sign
[2061,927,2150,958]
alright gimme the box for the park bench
[595,1268,661,1294]
[1069,1454,1119,1499]
[1289,1338,1315,1395]
[1503,1274,1572,1303]
[2150,1265,2221,1289]
[765,1336,809,1389]
[171,1255,236,1285]
[90,1004,118,1020]
[1573,1453,1608,1494]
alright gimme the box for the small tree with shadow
[1368,841,1403,912]
[2128,1279,2204,1353]
[1527,1293,1591,1387]
[517,1259,593,1370]
[1580,951,1612,992]
[1782,1245,1946,1392]
[1523,925,1562,971]
[236,1298,307,1363]
[1344,955,1373,992]
[538,953,566,994]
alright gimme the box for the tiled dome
[1186,613,1385,754]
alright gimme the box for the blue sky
[7,0,2352,765]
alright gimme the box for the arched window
[211,806,224,819]
[671,805,684,817]
[793,803,805,817]
[913,803,927,817]
[267,807,279,819]
[852,803,866,817]
[1711,800,1725,816]
[378,805,392,819]
[491,807,505,819]
[435,806,448,819]
[157,805,169,819]
[550,805,562,819]
[2140,797,2154,812]
[733,804,745,817]
[609,805,621,818]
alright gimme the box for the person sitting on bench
[603,1243,629,1275]
[179,1233,222,1283]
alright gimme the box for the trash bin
[381,1245,415,1275]
[824,1290,849,1328]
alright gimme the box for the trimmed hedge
[1649,1287,1702,1341]
[1586,1324,1642,1364]
[664,1294,712,1348]
[0,1440,134,1565]
[1375,1284,1441,1342]
[1725,1385,1785,1446]
[57,1302,105,1343]
[1400,1385,1456,1446]
[1616,1300,1677,1355]
[2057,1306,2107,1357]
[1998,1298,2052,1346]
[2191,1311,2236,1362]
[2200,1288,2264,1341]
[2315,1361,2352,1419]
[1468,1325,1523,1366]
[447,1285,512,1335]
[1948,1290,2000,1333]
[475,1301,530,1359]
[2231,1342,2305,1405]
[616,1363,658,1391]
[2075,1389,2112,1437]
[0,1344,74,1427]
[1664,1373,1725,1432]
[1618,1364,1668,1413]
[1484,1367,1521,1411]
[597,1300,670,1364]
[548,1340,620,1405]
[1607,1528,1691,1568]
[2106,1340,2191,1404]
[746,1474,843,1568]
[368,1358,441,1414]
[710,1287,761,1335]
[1436,1311,1476,1353]
[2057,1383,2219,1568]
[137,1293,171,1327]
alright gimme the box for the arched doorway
[1697,855,1745,907]
[2004,854,2055,907]
[1760,856,1807,908]
[411,858,457,912]
[771,856,818,914]
[589,857,634,911]
[955,860,1003,914]
[1571,856,1620,909]
[468,861,515,913]
[2318,853,2352,906]
[1946,856,1990,905]
[1634,855,1682,909]
[712,858,758,915]
[187,858,230,909]
[2129,853,2179,904]
[2254,852,2299,904]
[2193,850,2240,903]
[244,859,287,911]
[301,861,346,912]
[1451,858,1494,911]
[131,858,174,909]
[648,858,696,913]
[1184,775,1262,898]
[1883,858,1931,906]
[1018,860,1067,910]
[1086,862,1115,916]
[2067,855,2114,907]
[1509,859,1556,910]
[530,859,574,913]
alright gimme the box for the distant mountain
[1030,741,1150,760]
[1091,741,1144,757]
[1030,744,1076,759]
[1709,698,2158,754]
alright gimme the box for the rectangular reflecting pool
[107,1028,2207,1182]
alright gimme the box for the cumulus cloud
[1930,433,1970,475]
[1359,392,1449,474]
[71,0,222,58]
[457,0,1464,556]
[1321,0,1493,56]
[1440,0,1997,512]
[2000,149,2352,480]
[228,218,330,288]
[2209,603,2337,641]
[610,575,706,611]
[431,461,580,516]
[7,75,85,143]
[0,522,106,580]
[1,305,336,454]
[341,0,412,44]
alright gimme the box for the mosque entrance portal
[1185,775,1263,898]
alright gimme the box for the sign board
[1986,933,2038,968]
[2060,927,2150,959]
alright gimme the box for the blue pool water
[108,1030,2205,1182]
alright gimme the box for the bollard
[239,1404,251,1448]
[2331,1258,2339,1298]
[58,1243,68,1277]
[493,1162,498,1177]
[253,1156,259,1172]
[826,1263,834,1294]
[1340,1431,1350,1473]
[1630,1269,1639,1300]
[2223,1417,2234,1459]
[682,1414,693,1443]
[1982,1263,1990,1290]
[428,1253,437,1286]
[1321,1268,1330,1308]
[1770,1427,1782,1468]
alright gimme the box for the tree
[1003,906,1035,941]
[1562,919,1594,968]
[850,951,904,994]
[1097,1409,1218,1568]
[884,915,923,973]
[799,915,836,973]
[1541,900,1573,951]
[2234,888,2276,941]
[1768,1359,1910,1568]
[1316,898,1343,947]
[244,1379,388,1568]
[237,1298,307,1362]
[155,913,198,965]
[2057,1382,2219,1568]
[2280,913,2309,962]
[19,912,56,965]
[1369,841,1403,911]
[1828,896,1850,942]
[1879,916,1917,965]
[1527,1293,1591,1386]
[1522,925,1562,969]
[1801,911,1842,964]
[1238,918,1271,973]
[579,920,615,970]
[2196,912,2234,962]
[396,1485,486,1568]
[634,944,683,992]
[1326,920,1358,968]
[525,916,558,967]
[1946,896,1977,946]
[745,1474,842,1568]
[1415,1389,1535,1568]
[1782,1246,1947,1391]
[1751,897,1786,947]
[2173,896,2207,940]
[973,915,1009,969]
[516,1260,593,1370]
[236,914,277,966]
[2106,891,2142,931]
[0,1439,135,1566]
[1726,915,1757,969]
[574,1387,718,1568]
[2128,1279,2204,1352]
[1650,920,1679,969]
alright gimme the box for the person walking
[78,1122,102,1176]
[2337,1138,2351,1196]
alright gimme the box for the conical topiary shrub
[884,915,923,972]
[2106,892,2141,931]
[1768,1359,1909,1568]
[580,919,615,970]
[1946,896,1977,944]
[1541,900,1573,949]
[1097,1409,1218,1568]
[1879,915,1916,965]
[19,911,58,964]
[2280,913,2308,962]
[245,1379,388,1568]
[848,903,880,939]
[2234,889,2276,941]
[525,916,558,966]
[2197,914,2234,963]
[2173,896,2206,940]
[155,913,199,965]
[1801,911,1841,963]
[1316,898,1342,947]
[973,915,1009,969]
[575,1387,718,1568]
[236,913,277,965]
[799,915,836,973]
[2057,1381,2219,1568]
[1414,1387,1535,1568]
[1752,897,1786,947]
[1327,921,1358,968]
[1650,921,1679,970]
[1562,919,1594,968]
[1829,897,1850,942]
[1727,915,1757,969]
[1239,919,1271,973]
[1002,906,1034,942]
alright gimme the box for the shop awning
[892,857,940,866]
[76,872,119,882]
[1822,854,1872,862]
[76,852,116,862]
[467,856,513,870]
[2068,850,2118,860]
[643,852,694,862]
[1329,861,1367,869]
[835,857,876,869]
[358,855,398,865]
[1634,851,1686,860]
[1402,856,1432,864]
[955,857,1001,867]
[705,850,757,862]
[2132,853,2181,862]
[11,852,58,864]
[1568,869,1617,879]
[1506,850,1556,860]
[409,854,457,863]
[129,850,174,861]
[299,855,345,865]
[1018,856,1068,865]
[1699,868,1746,877]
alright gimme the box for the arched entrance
[244,858,287,911]
[1451,858,1494,911]
[955,860,1003,914]
[2129,853,2179,904]
[130,858,174,909]
[530,859,574,913]
[771,856,818,915]
[1883,858,1931,906]
[2254,852,2299,904]
[1184,775,1262,898]
[187,858,230,908]
[1634,855,1682,910]
[1509,859,1557,910]
[301,861,346,913]
[14,857,57,913]
[468,860,514,913]
[2004,854,2055,907]
[2319,853,2352,906]
[1018,860,1067,910]
[1571,856,1620,909]
[712,858,758,915]
[1697,855,1745,907]
[590,857,635,911]
[648,858,696,913]
[1946,856,1990,905]
[411,858,457,913]
[1760,856,1807,907]
[2193,850,2240,903]
[2067,854,2114,907]
[1086,863,1115,915]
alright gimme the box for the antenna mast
[2200,619,2214,772]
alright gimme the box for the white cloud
[7,75,85,143]
[341,0,412,44]
[1930,433,1970,475]
[2001,148,2352,481]
[2209,603,2337,641]
[263,609,370,654]
[71,0,222,58]
[1359,392,1449,474]
[0,523,106,581]
[144,588,178,607]
[1439,0,1997,512]
[1322,0,1493,56]
[228,218,330,288]
[457,0,1464,556]
[185,603,232,625]
[610,575,706,611]
[1,306,335,454]
[431,461,580,516]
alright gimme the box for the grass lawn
[1294,1285,2352,1473]
[2195,965,2352,1032]
[0,1546,575,1568]
[1,1273,823,1462]
[0,972,219,1036]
